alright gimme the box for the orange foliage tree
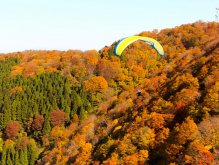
[84,76,108,92]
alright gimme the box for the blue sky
[0,0,218,53]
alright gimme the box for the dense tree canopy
[0,22,218,164]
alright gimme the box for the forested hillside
[0,22,218,165]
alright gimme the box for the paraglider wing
[114,35,164,56]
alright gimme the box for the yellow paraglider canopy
[114,35,164,56]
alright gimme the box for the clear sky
[0,0,218,53]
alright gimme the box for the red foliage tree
[5,121,20,139]
[31,115,45,131]
[50,109,66,127]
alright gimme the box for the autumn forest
[0,22,219,165]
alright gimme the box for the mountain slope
[0,21,218,165]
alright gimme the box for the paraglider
[114,35,164,56]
